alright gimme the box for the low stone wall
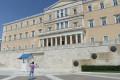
[0,40,120,70]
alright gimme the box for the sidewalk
[0,68,72,76]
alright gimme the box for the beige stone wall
[0,41,120,69]
[1,0,120,51]
[83,0,120,42]
[2,14,44,51]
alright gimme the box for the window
[14,35,16,40]
[88,5,92,12]
[3,48,5,52]
[5,27,7,31]
[61,9,64,17]
[101,17,106,25]
[13,47,15,51]
[15,24,17,29]
[39,29,42,33]
[33,20,35,25]
[104,36,108,41]
[31,45,34,49]
[4,36,6,42]
[65,8,68,16]
[48,27,52,31]
[26,21,29,26]
[73,22,78,27]
[73,8,77,14]
[25,32,28,38]
[57,10,59,18]
[100,2,104,9]
[21,23,23,27]
[56,23,59,30]
[40,18,42,23]
[61,22,64,29]
[88,20,94,27]
[19,33,22,39]
[25,45,27,49]
[113,0,118,6]
[19,46,21,50]
[49,14,52,20]
[7,47,10,51]
[118,34,120,40]
[10,26,12,30]
[90,37,94,42]
[115,15,120,23]
[9,35,11,41]
[65,21,68,28]
[31,31,35,37]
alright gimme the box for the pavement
[0,68,120,80]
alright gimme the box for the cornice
[39,27,85,38]
[4,13,44,26]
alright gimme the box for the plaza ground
[0,68,120,80]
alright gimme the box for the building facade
[0,0,120,70]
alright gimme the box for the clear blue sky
[0,0,58,38]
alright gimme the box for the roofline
[83,0,97,4]
[4,12,45,26]
[45,0,81,11]
[44,0,61,11]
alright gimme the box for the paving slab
[10,76,51,80]
[55,74,119,80]
[0,75,9,79]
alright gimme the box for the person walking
[29,62,35,80]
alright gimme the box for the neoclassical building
[0,0,120,69]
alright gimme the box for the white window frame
[103,36,109,41]
[24,45,27,49]
[100,2,104,9]
[14,34,16,40]
[87,5,92,12]
[21,23,23,27]
[10,26,12,30]
[19,33,22,39]
[88,19,94,27]
[33,19,35,25]
[101,17,107,26]
[40,17,42,23]
[73,8,77,14]
[113,0,118,6]
[25,32,28,38]
[90,37,95,43]
[4,36,6,42]
[15,24,17,29]
[9,35,11,41]
[118,34,120,40]
[39,29,42,33]
[48,27,52,31]
[31,31,35,37]
[26,21,29,26]
[114,15,120,23]
[31,44,34,49]
[73,22,78,27]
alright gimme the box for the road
[0,72,120,80]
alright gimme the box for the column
[65,36,67,45]
[51,38,53,46]
[38,39,41,47]
[75,34,78,44]
[70,35,72,44]
[42,39,44,47]
[55,37,57,46]
[46,38,48,47]
[60,36,62,45]
[81,34,84,43]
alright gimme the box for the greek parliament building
[0,0,120,70]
